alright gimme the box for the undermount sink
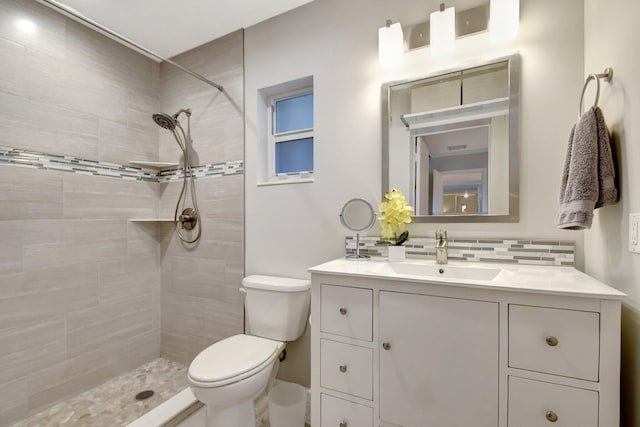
[377,262,502,281]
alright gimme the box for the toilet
[187,275,311,427]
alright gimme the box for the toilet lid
[188,335,281,385]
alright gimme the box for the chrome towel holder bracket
[579,67,613,118]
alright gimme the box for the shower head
[152,109,191,131]
[152,112,177,130]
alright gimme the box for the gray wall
[0,2,245,425]
[0,0,161,424]
[584,1,640,426]
[158,31,245,365]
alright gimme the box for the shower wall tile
[23,233,127,271]
[0,278,98,331]
[190,218,245,263]
[0,220,23,276]
[0,1,244,423]
[126,220,161,260]
[0,1,165,424]
[13,262,99,297]
[159,30,244,165]
[0,2,160,165]
[154,31,245,368]
[0,37,23,96]
[63,20,158,97]
[127,91,162,134]
[161,256,228,300]
[27,341,130,410]
[127,329,161,371]
[0,378,28,427]
[62,174,157,220]
[0,319,66,385]
[0,167,63,220]
[99,255,159,303]
[65,295,154,358]
[0,92,100,159]
[0,0,66,59]
[20,219,126,246]
[98,118,159,165]
[160,178,244,365]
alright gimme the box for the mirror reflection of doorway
[412,125,490,215]
[433,169,487,214]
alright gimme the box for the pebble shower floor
[10,358,188,427]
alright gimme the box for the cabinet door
[379,291,499,427]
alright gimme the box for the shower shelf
[129,161,179,169]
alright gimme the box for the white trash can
[268,382,306,427]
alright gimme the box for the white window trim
[264,87,314,184]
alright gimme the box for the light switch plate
[630,213,640,253]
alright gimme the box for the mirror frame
[339,198,377,232]
[381,53,520,223]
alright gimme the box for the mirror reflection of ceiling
[53,0,316,58]
[419,126,489,157]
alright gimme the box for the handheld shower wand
[153,108,202,244]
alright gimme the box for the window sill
[257,177,315,187]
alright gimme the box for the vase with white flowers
[379,189,414,261]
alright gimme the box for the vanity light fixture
[378,20,404,67]
[430,3,456,56]
[489,0,519,42]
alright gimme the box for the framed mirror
[382,54,520,222]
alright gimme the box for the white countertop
[309,257,626,300]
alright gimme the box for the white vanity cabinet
[309,259,623,427]
[379,291,499,427]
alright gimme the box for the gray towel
[557,106,617,230]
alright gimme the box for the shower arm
[35,0,224,92]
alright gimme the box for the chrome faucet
[435,230,448,264]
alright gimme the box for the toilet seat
[188,334,282,388]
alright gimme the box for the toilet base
[205,400,255,427]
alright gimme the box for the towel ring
[578,67,613,118]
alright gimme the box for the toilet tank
[242,275,311,341]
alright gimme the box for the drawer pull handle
[545,336,559,347]
[382,342,391,350]
[339,364,348,373]
[339,307,348,315]
[545,410,558,422]
[340,422,348,427]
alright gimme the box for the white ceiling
[49,0,315,58]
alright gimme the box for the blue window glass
[275,93,313,134]
[275,137,314,174]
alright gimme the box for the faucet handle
[435,230,447,243]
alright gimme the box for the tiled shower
[0,1,244,424]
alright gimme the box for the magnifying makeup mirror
[339,198,377,259]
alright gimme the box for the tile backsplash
[346,236,575,266]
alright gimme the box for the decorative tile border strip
[346,236,575,266]
[0,146,243,182]
[156,161,244,182]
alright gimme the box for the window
[268,89,314,181]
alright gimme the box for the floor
[10,358,188,427]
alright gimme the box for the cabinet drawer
[321,285,372,341]
[321,394,373,427]
[320,339,372,400]
[508,377,598,427]
[509,305,600,381]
